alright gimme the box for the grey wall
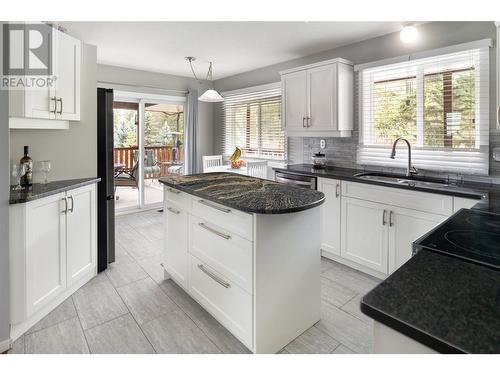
[97,64,215,171]
[213,21,499,178]
[9,44,98,181]
[0,23,11,349]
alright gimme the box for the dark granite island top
[361,250,500,353]
[159,172,325,214]
[9,177,101,204]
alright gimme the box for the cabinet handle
[389,211,394,227]
[167,187,181,194]
[302,116,307,128]
[198,222,231,240]
[335,183,340,198]
[68,195,74,213]
[198,199,231,213]
[50,97,57,114]
[57,98,63,115]
[197,264,231,288]
[61,197,68,213]
[382,209,387,226]
[497,106,500,127]
[166,206,180,215]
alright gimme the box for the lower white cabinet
[164,201,189,289]
[10,183,97,339]
[318,177,341,256]
[24,193,67,316]
[341,197,389,274]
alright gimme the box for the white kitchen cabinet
[318,177,341,256]
[341,197,389,274]
[281,71,307,131]
[164,202,189,289]
[66,185,96,288]
[9,25,81,129]
[280,58,353,137]
[25,192,67,317]
[387,206,446,273]
[9,183,97,340]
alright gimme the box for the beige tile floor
[8,210,379,354]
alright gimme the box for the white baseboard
[0,338,12,353]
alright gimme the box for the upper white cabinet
[318,177,341,256]
[280,58,353,137]
[9,24,81,129]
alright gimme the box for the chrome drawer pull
[335,183,340,198]
[167,187,181,194]
[198,199,231,213]
[382,209,387,226]
[198,264,230,288]
[198,222,231,240]
[61,197,68,213]
[166,206,180,214]
[389,211,394,227]
[68,195,74,213]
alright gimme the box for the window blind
[223,85,286,160]
[357,43,490,175]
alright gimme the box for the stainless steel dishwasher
[274,171,317,190]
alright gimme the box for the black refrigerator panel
[97,88,115,272]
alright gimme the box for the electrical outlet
[320,139,326,149]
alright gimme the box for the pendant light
[186,57,224,102]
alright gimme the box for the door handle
[382,209,387,226]
[61,197,68,213]
[389,211,394,227]
[68,196,74,213]
[335,183,340,198]
[57,98,63,115]
[50,97,57,114]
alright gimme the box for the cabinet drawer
[189,215,253,293]
[164,186,191,209]
[191,198,253,241]
[189,255,253,350]
[341,181,453,216]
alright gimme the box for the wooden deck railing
[114,146,184,177]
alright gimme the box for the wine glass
[11,163,26,190]
[38,160,52,184]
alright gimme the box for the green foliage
[114,109,137,147]
[144,111,184,147]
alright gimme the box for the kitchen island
[159,172,325,353]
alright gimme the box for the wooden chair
[202,155,223,172]
[246,160,268,179]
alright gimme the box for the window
[358,41,490,175]
[223,84,286,160]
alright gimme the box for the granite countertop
[9,177,101,204]
[361,250,500,353]
[159,172,325,214]
[274,164,492,201]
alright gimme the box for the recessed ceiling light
[400,24,418,44]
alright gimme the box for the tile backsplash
[297,128,500,185]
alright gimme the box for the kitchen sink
[353,173,450,189]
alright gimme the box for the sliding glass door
[113,91,185,212]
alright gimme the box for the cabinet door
[307,65,336,130]
[341,197,388,274]
[66,185,96,287]
[54,29,81,121]
[318,178,341,256]
[388,207,446,273]
[25,193,66,316]
[164,202,189,289]
[23,24,57,119]
[282,71,307,131]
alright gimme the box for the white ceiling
[59,22,402,80]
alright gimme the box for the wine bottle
[20,146,33,187]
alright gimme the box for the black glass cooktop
[415,209,500,270]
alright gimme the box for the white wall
[96,64,215,171]
[9,44,98,181]
[0,22,11,351]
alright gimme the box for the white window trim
[356,40,491,175]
